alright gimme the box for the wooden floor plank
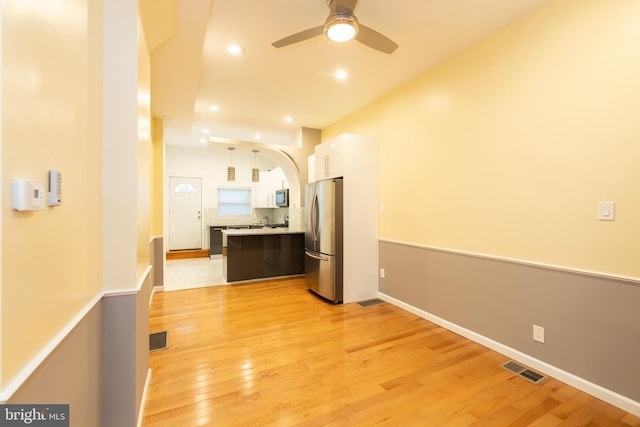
[142,278,639,426]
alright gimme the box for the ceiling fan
[272,0,398,54]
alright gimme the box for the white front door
[168,176,202,250]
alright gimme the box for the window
[217,188,251,216]
[174,183,197,193]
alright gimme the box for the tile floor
[163,256,227,291]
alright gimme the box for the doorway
[168,176,202,250]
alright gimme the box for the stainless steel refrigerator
[305,178,343,303]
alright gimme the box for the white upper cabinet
[270,167,286,191]
[253,167,287,208]
[314,138,346,180]
[253,171,273,208]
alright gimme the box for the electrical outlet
[380,268,385,279]
[533,325,545,343]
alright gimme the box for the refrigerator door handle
[311,192,319,242]
[310,193,315,241]
[305,250,328,261]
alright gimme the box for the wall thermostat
[48,169,62,206]
[12,179,46,211]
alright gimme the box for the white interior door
[168,177,202,250]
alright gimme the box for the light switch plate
[598,201,615,221]
[533,325,545,343]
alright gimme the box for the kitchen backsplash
[204,207,292,227]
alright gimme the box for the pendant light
[252,149,260,182]
[227,147,235,181]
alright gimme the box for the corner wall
[98,5,154,426]
[323,0,640,414]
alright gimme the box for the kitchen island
[223,228,305,282]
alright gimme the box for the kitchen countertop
[223,227,304,236]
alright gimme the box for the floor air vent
[149,331,168,352]
[357,298,386,307]
[501,361,547,384]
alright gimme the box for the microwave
[275,189,289,207]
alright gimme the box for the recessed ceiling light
[202,128,210,133]
[335,70,348,80]
[227,44,244,55]
[200,138,207,143]
[254,134,261,140]
[284,116,293,123]
[209,105,219,112]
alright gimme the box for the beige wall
[151,118,165,237]
[1,0,103,389]
[139,0,173,241]
[324,0,640,279]
[137,19,152,279]
[102,0,139,293]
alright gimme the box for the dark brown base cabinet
[225,232,304,282]
[209,226,225,256]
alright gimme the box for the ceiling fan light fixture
[324,14,358,43]
[271,0,397,54]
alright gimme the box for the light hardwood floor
[143,278,640,426]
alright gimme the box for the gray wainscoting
[379,240,640,405]
[7,265,155,426]
[151,236,164,287]
[101,269,152,427]
[8,301,102,426]
[101,294,137,425]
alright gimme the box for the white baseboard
[150,285,162,307]
[378,292,640,417]
[137,368,152,427]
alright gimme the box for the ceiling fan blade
[331,0,358,14]
[355,24,399,54]
[272,26,324,48]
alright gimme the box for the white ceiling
[151,0,552,148]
